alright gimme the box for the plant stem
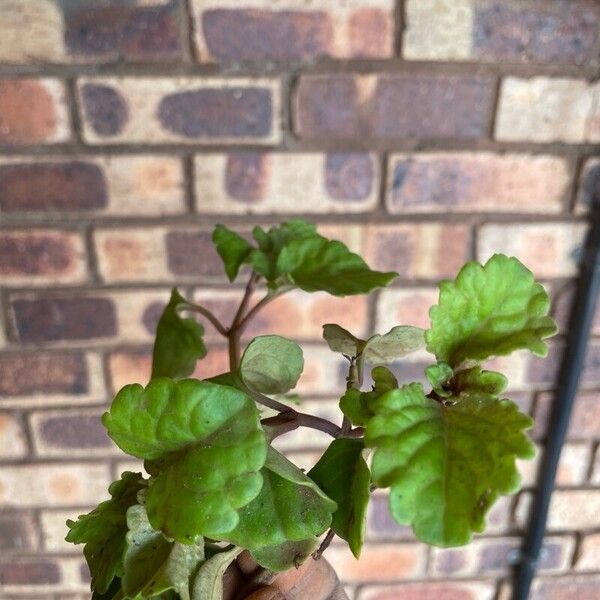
[313,529,335,560]
[228,272,260,369]
[181,303,228,337]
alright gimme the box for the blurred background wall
[0,0,598,598]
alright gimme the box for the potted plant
[65,220,557,599]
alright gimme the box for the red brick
[0,512,37,552]
[0,412,28,458]
[294,73,494,140]
[63,0,183,62]
[325,543,426,582]
[376,288,438,331]
[0,156,184,215]
[0,78,69,144]
[0,230,86,285]
[77,77,281,144]
[29,408,114,457]
[0,556,88,593]
[195,152,380,214]
[0,557,61,585]
[193,0,394,61]
[357,581,496,600]
[10,296,117,343]
[386,153,570,214]
[530,575,600,600]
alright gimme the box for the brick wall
[0,1,598,598]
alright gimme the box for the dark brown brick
[0,161,108,212]
[534,391,600,441]
[201,9,332,61]
[528,343,600,387]
[578,159,600,212]
[367,494,413,539]
[325,153,374,201]
[80,83,129,136]
[63,0,182,61]
[0,352,88,398]
[158,87,273,139]
[0,558,61,585]
[0,232,77,277]
[0,513,37,551]
[294,74,494,139]
[165,231,224,277]
[11,297,117,343]
[472,0,600,65]
[225,152,268,202]
[33,411,110,451]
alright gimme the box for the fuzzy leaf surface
[102,379,267,542]
[66,472,145,594]
[191,546,242,600]
[151,289,206,380]
[308,439,370,558]
[426,254,557,366]
[220,448,336,570]
[277,237,397,296]
[240,335,304,394]
[363,326,426,364]
[365,383,534,546]
[122,505,204,600]
[212,225,253,282]
[322,324,363,356]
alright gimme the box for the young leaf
[152,289,206,380]
[122,504,204,600]
[212,225,253,282]
[426,254,557,367]
[308,439,370,558]
[102,378,267,542]
[425,362,454,398]
[239,335,304,394]
[322,323,363,357]
[339,366,398,426]
[365,383,535,547]
[220,448,337,571]
[276,237,397,296]
[426,364,507,399]
[363,326,426,364]
[191,546,243,600]
[66,472,146,594]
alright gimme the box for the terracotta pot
[223,553,349,600]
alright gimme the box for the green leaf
[220,448,336,571]
[66,472,146,594]
[102,378,267,542]
[251,539,319,572]
[425,363,454,398]
[151,289,207,380]
[365,383,535,547]
[453,366,508,396]
[191,546,243,600]
[363,326,426,364]
[276,237,397,296]
[339,366,398,426]
[322,323,363,357]
[212,225,253,282]
[239,335,304,394]
[426,254,557,367]
[308,439,370,558]
[122,504,204,600]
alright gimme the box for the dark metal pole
[513,199,600,600]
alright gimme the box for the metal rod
[513,199,600,600]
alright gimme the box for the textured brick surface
[404,0,600,65]
[357,581,496,600]
[0,78,69,144]
[294,73,495,140]
[0,511,38,552]
[193,0,394,61]
[0,413,28,458]
[530,575,600,600]
[496,77,599,143]
[386,153,571,214]
[78,77,281,144]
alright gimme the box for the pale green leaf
[151,289,206,380]
[308,439,370,558]
[339,366,398,426]
[191,546,242,600]
[276,237,397,296]
[212,225,253,282]
[322,324,363,357]
[426,254,557,367]
[363,326,426,364]
[102,378,267,542]
[66,472,146,594]
[251,539,319,572]
[122,505,204,600]
[240,335,304,394]
[366,383,534,546]
[220,448,336,571]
